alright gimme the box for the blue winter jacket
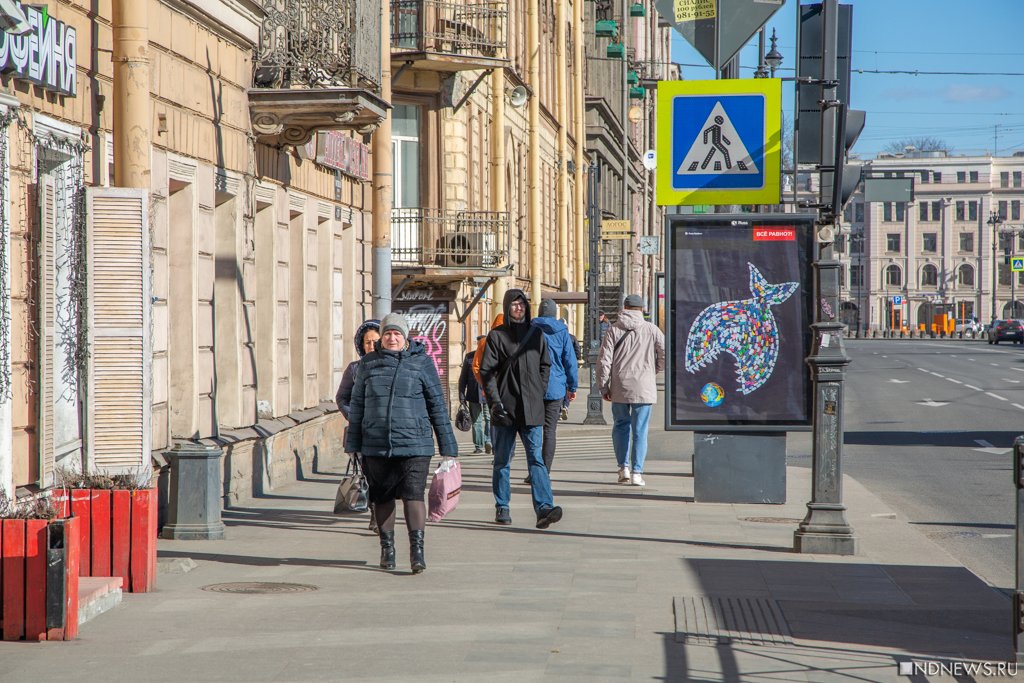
[344,340,459,458]
[531,316,579,401]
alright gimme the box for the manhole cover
[740,517,802,524]
[200,582,318,594]
[925,531,982,540]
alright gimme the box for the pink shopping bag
[428,459,462,522]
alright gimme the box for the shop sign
[303,131,370,181]
[0,5,77,96]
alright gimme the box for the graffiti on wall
[393,300,449,380]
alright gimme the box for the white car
[954,319,981,337]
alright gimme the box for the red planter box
[56,488,157,593]
[0,517,80,641]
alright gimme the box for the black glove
[490,403,515,428]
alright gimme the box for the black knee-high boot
[409,530,426,574]
[379,531,396,570]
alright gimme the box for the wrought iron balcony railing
[392,208,510,271]
[249,0,388,146]
[391,0,508,70]
[254,0,381,90]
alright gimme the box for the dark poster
[392,295,451,405]
[666,215,815,431]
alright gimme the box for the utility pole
[990,211,1002,324]
[584,159,607,425]
[371,0,393,319]
[794,0,857,556]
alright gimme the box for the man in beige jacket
[596,294,666,486]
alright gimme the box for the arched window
[958,264,975,287]
[885,264,902,287]
[921,264,938,287]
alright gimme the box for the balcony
[391,0,509,72]
[249,0,389,147]
[391,208,510,281]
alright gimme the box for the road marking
[968,358,976,361]
[990,363,1000,367]
[917,398,949,407]
[1014,403,1024,411]
[1012,367,1024,373]
[965,384,982,391]
[1004,378,1021,384]
[929,372,944,378]
[981,534,1013,539]
[974,439,1012,455]
[945,378,962,384]
[916,367,928,372]
[950,355,958,358]
[986,392,1008,401]
[888,379,909,384]
[881,355,888,358]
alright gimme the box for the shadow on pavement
[674,558,1011,666]
[158,549,379,573]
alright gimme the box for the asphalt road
[823,338,1023,592]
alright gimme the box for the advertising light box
[665,214,815,431]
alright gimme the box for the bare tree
[883,136,950,154]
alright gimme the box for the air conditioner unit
[437,231,497,269]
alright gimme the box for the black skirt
[362,455,432,503]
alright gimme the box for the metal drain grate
[674,596,793,646]
[740,517,802,524]
[201,582,319,594]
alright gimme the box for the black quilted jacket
[343,340,459,458]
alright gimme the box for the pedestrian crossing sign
[656,79,781,206]
[1013,257,1024,272]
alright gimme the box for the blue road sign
[1012,257,1024,272]
[657,79,780,205]
[893,296,902,305]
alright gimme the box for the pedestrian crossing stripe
[656,79,781,206]
[676,102,758,176]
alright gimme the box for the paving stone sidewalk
[0,388,1017,682]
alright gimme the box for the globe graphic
[700,382,724,408]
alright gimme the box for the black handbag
[455,401,473,432]
[334,456,369,515]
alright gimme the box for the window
[932,201,942,220]
[896,203,905,221]
[956,201,965,221]
[1001,171,1010,188]
[919,202,928,221]
[919,171,929,184]
[958,264,975,287]
[843,203,853,223]
[1016,171,1023,188]
[957,171,966,183]
[959,233,974,252]
[883,203,893,221]
[1019,233,1024,251]
[1000,263,1012,286]
[922,233,937,252]
[921,264,938,286]
[1013,200,1021,221]
[850,264,864,286]
[886,233,901,252]
[1000,200,1008,220]
[885,265,902,287]
[933,172,942,183]
[850,236,864,254]
[970,171,979,182]
[855,203,864,222]
[969,201,978,221]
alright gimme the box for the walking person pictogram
[691,115,748,172]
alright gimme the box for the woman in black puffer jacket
[344,312,458,574]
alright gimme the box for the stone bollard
[162,441,227,540]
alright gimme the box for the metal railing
[391,0,507,60]
[391,208,510,269]
[253,0,381,90]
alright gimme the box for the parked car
[991,319,1024,344]
[954,318,982,337]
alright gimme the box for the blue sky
[669,1,1024,159]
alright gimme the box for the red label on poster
[753,227,796,241]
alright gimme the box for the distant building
[838,150,1024,332]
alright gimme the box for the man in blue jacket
[529,299,579,481]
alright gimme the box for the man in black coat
[480,289,563,529]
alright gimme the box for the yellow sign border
[1013,257,1024,273]
[656,78,781,206]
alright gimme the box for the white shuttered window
[86,188,150,474]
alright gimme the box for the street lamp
[765,28,783,78]
[989,211,1003,324]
